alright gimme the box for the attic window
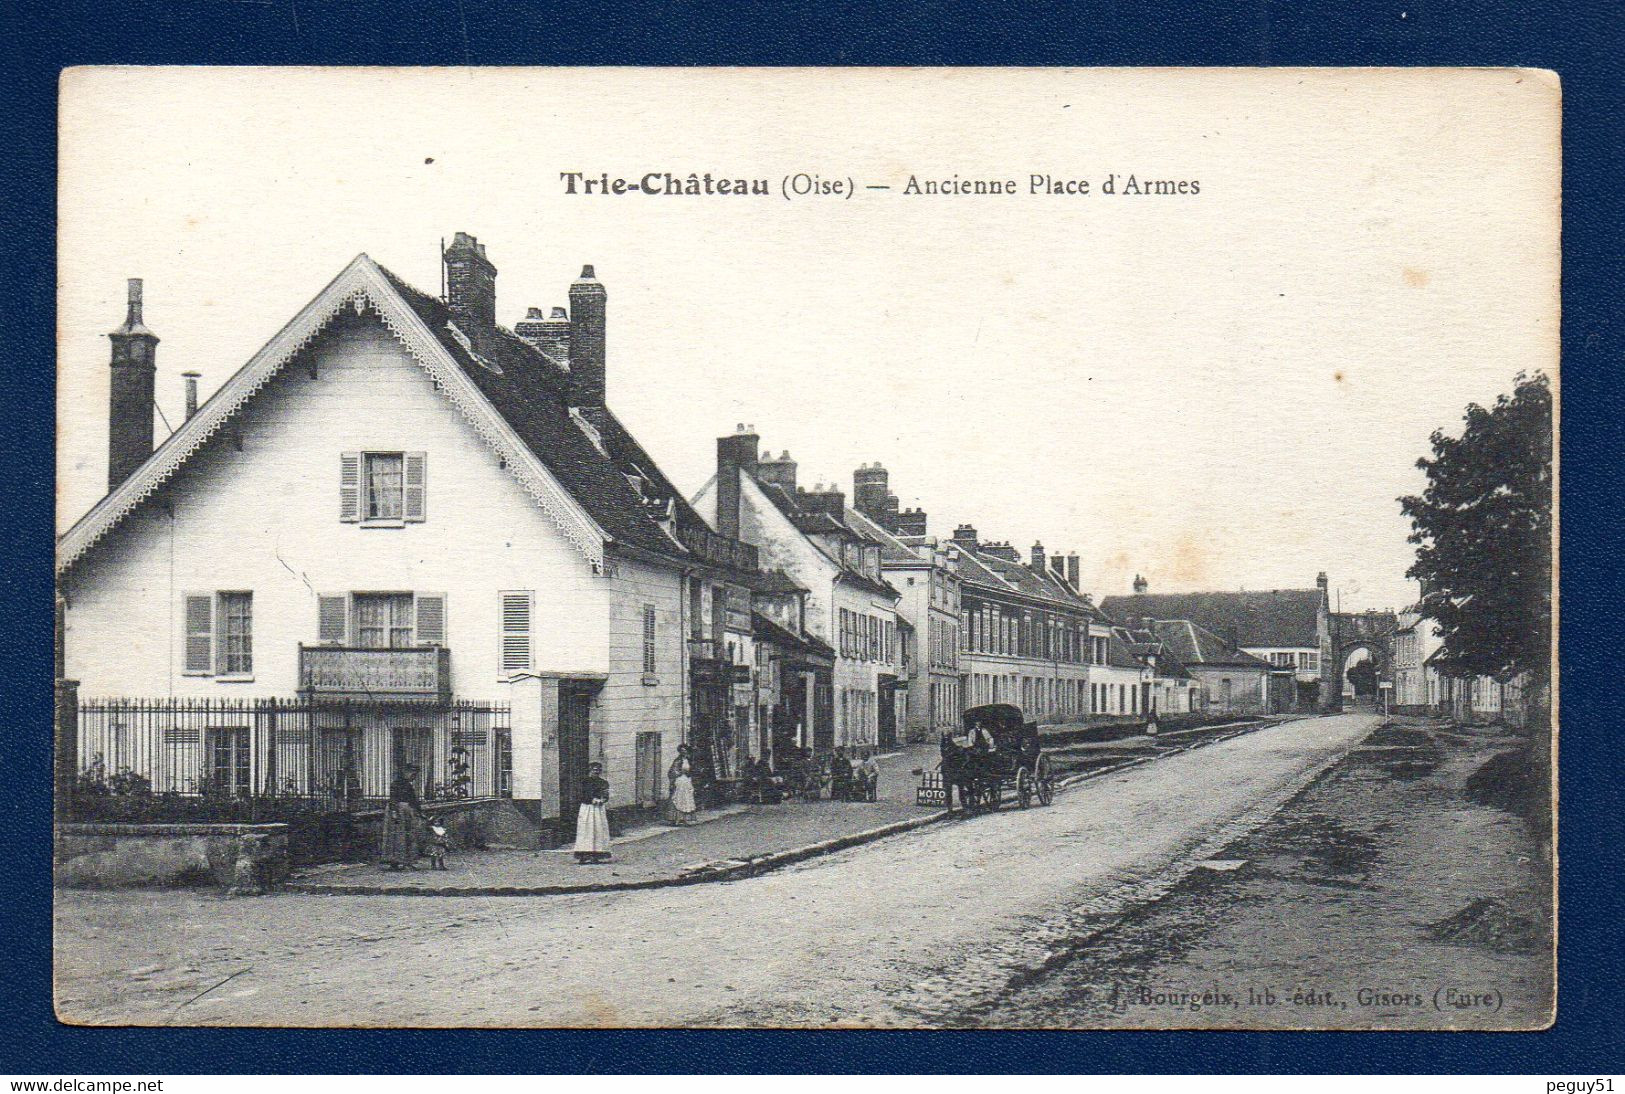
[570,407,609,457]
[444,321,502,374]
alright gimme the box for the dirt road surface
[55,712,1380,1028]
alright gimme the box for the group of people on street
[378,741,888,871]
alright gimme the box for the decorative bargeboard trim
[57,255,608,575]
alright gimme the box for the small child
[424,823,451,870]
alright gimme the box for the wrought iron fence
[72,697,511,820]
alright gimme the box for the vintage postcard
[52,66,1557,1029]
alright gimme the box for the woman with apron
[573,762,612,864]
[667,745,698,825]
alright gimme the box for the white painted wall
[61,315,690,816]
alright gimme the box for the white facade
[60,306,687,821]
[692,472,900,749]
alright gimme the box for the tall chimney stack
[853,463,891,524]
[1133,574,1149,594]
[952,523,979,550]
[715,424,759,540]
[443,233,497,346]
[568,265,607,406]
[1030,541,1046,574]
[182,372,201,420]
[107,278,159,490]
[1067,553,1080,593]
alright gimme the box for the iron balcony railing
[298,645,452,703]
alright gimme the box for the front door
[877,678,898,748]
[558,687,593,822]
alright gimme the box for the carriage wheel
[1016,766,1033,809]
[1036,755,1055,806]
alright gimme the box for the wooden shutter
[339,453,361,522]
[317,595,348,645]
[184,594,213,674]
[416,593,446,646]
[500,592,533,675]
[403,452,427,522]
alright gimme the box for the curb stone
[284,809,952,897]
[284,717,1290,898]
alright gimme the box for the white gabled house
[56,233,761,837]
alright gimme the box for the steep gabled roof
[1101,588,1323,649]
[747,477,899,600]
[380,268,706,564]
[1150,619,1272,669]
[59,254,716,577]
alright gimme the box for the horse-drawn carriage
[916,703,1056,812]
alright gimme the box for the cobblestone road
[54,712,1379,1027]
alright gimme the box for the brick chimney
[516,306,571,365]
[797,483,847,519]
[107,278,158,490]
[757,449,798,491]
[982,541,1019,562]
[1029,541,1046,574]
[1067,553,1080,593]
[1317,571,1330,598]
[443,232,497,346]
[952,523,979,550]
[894,507,927,537]
[716,424,759,540]
[568,265,607,406]
[182,371,201,420]
[1133,574,1149,594]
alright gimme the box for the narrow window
[218,592,253,675]
[364,452,405,520]
[501,591,534,675]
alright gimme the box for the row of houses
[54,232,1350,837]
[1390,599,1540,725]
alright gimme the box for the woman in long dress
[667,745,698,825]
[380,763,423,870]
[574,762,612,864]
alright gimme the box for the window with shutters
[342,451,427,524]
[642,604,657,675]
[317,592,444,648]
[182,591,253,677]
[500,591,534,676]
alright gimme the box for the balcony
[688,637,750,685]
[299,645,452,703]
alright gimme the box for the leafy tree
[1346,658,1379,697]
[1399,372,1553,684]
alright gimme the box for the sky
[57,67,1559,613]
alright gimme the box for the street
[56,712,1380,1027]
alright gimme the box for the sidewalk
[287,741,945,896]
